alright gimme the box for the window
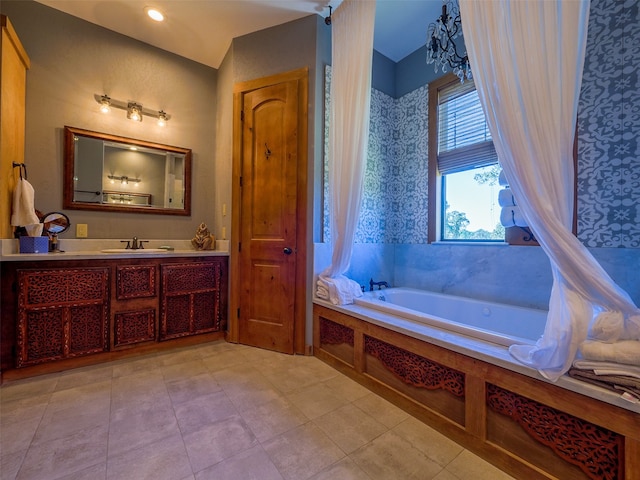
[428,74,503,242]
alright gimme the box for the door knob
[283,247,293,255]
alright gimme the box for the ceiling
[34,0,442,69]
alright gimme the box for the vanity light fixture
[94,94,171,125]
[127,102,143,122]
[108,174,141,186]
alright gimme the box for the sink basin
[101,248,167,253]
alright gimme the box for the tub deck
[313,301,640,480]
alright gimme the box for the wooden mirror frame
[63,126,192,216]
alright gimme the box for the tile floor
[1,341,515,480]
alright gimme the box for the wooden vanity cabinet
[0,255,228,375]
[16,267,110,367]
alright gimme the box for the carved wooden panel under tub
[318,317,355,366]
[313,303,640,480]
[486,384,623,480]
[364,335,466,426]
[16,267,109,367]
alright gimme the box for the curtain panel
[459,0,640,381]
[316,0,376,305]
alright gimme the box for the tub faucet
[369,278,390,291]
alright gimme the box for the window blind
[437,80,497,174]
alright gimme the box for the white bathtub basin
[101,248,167,253]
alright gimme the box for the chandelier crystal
[426,1,472,82]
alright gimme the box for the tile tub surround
[0,341,515,480]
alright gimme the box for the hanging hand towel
[11,178,40,227]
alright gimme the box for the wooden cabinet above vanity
[0,254,228,379]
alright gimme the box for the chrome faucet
[120,236,149,250]
[369,278,390,291]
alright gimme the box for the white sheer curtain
[317,0,376,305]
[459,0,640,381]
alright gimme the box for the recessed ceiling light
[145,7,165,22]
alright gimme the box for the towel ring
[12,162,27,180]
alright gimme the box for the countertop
[0,238,229,261]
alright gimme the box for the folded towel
[316,284,329,300]
[11,178,40,227]
[317,275,362,305]
[500,206,528,227]
[498,188,517,207]
[573,359,640,380]
[568,368,640,403]
[579,340,640,366]
[590,311,625,342]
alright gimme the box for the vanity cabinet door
[16,267,109,367]
[113,265,157,347]
[160,261,223,340]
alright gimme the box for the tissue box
[19,236,49,253]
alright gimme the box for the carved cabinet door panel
[16,267,109,367]
[159,261,223,340]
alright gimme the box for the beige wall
[1,0,220,240]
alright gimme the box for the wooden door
[234,73,306,354]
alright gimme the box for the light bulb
[145,7,164,22]
[157,110,168,127]
[99,95,111,113]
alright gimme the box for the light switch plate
[76,223,88,238]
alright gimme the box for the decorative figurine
[191,222,215,250]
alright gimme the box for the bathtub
[354,287,547,347]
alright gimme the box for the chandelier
[426,1,472,82]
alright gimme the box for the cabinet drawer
[116,265,157,300]
[162,262,220,294]
[114,309,156,346]
[19,268,108,306]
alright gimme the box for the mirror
[63,126,192,215]
[42,212,70,234]
[42,211,70,253]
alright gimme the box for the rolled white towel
[500,206,528,227]
[590,311,624,342]
[317,274,362,305]
[579,340,640,366]
[498,169,509,186]
[498,188,516,207]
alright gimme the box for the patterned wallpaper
[323,67,429,244]
[577,0,639,248]
[324,0,638,249]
